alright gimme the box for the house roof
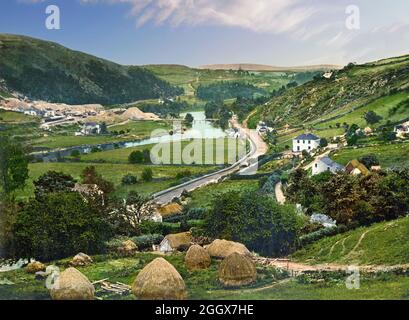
[345,159,370,176]
[319,156,344,170]
[84,122,98,127]
[294,133,320,141]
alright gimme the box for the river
[34,111,229,162]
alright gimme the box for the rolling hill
[255,55,409,127]
[0,34,182,105]
[292,216,409,266]
[199,63,342,72]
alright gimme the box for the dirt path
[275,182,286,204]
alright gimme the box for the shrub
[70,150,80,158]
[298,225,349,247]
[121,174,138,185]
[176,170,192,180]
[131,234,164,250]
[128,150,144,164]
[141,168,153,182]
[139,221,181,236]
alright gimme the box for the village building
[394,122,409,137]
[256,121,273,135]
[312,156,344,175]
[159,232,192,253]
[345,159,370,176]
[292,133,321,153]
[81,122,101,135]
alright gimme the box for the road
[153,116,268,205]
[275,182,286,204]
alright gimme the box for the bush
[13,192,112,261]
[128,150,144,164]
[298,225,348,247]
[141,168,153,182]
[139,221,181,236]
[121,174,138,185]
[131,234,164,250]
[176,170,192,180]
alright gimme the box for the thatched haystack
[159,232,192,252]
[185,245,211,271]
[218,253,257,287]
[206,239,251,259]
[157,203,182,218]
[50,267,95,300]
[132,258,187,300]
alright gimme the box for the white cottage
[293,133,321,153]
[81,122,101,135]
[312,156,344,175]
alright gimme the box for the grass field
[80,138,246,165]
[292,216,409,266]
[330,142,409,168]
[30,121,171,150]
[15,162,219,200]
[189,179,259,208]
[1,252,408,300]
[0,110,38,123]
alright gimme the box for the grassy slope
[0,34,180,105]
[330,142,409,168]
[189,179,259,208]
[292,216,409,266]
[0,110,38,123]
[15,162,218,200]
[257,55,409,127]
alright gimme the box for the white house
[293,133,321,153]
[394,122,409,137]
[81,122,101,135]
[312,156,344,175]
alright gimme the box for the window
[315,164,318,168]
[308,140,311,144]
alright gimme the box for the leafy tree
[184,113,194,126]
[0,136,29,195]
[347,134,359,146]
[128,150,145,164]
[81,166,114,195]
[111,191,156,235]
[364,111,383,125]
[142,168,153,182]
[319,138,328,148]
[359,154,380,168]
[100,122,108,134]
[13,192,111,260]
[122,174,138,185]
[33,171,77,199]
[380,130,397,141]
[204,191,303,256]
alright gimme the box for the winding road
[153,116,268,205]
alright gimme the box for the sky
[1,0,409,67]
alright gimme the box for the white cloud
[80,0,319,34]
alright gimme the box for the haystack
[50,267,95,300]
[185,245,211,271]
[159,232,192,252]
[132,258,187,300]
[206,239,251,259]
[218,253,257,287]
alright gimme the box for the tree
[142,168,153,182]
[13,192,112,260]
[359,154,380,168]
[319,138,328,148]
[100,122,108,134]
[0,136,29,195]
[364,111,382,125]
[128,150,144,164]
[204,191,303,256]
[81,166,114,195]
[184,113,194,126]
[347,134,359,146]
[33,171,77,199]
[112,191,156,235]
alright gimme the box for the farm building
[293,133,321,153]
[312,156,344,175]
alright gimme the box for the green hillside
[293,216,409,266]
[256,55,409,126]
[0,34,182,105]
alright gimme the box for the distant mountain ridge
[0,34,182,105]
[199,63,342,72]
